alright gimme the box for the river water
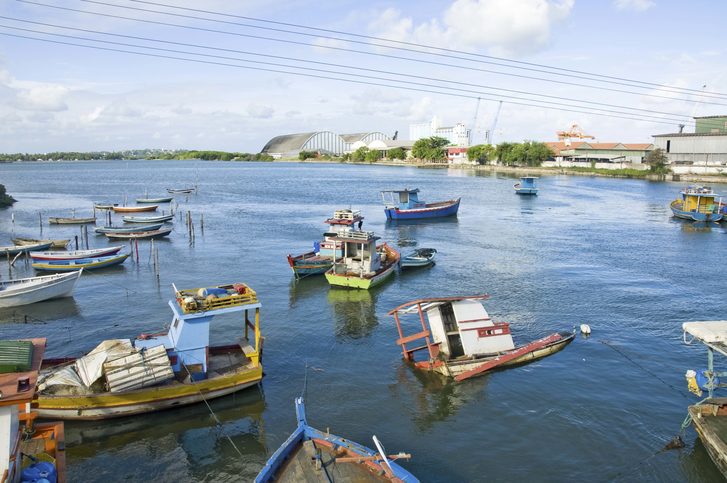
[0,160,725,482]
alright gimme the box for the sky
[0,0,726,153]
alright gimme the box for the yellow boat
[36,282,264,420]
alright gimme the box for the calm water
[1,160,726,482]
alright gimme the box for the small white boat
[30,246,123,261]
[0,270,82,308]
[122,214,174,223]
[12,237,70,249]
[400,248,437,268]
[166,187,195,194]
[0,241,53,256]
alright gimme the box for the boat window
[399,191,409,204]
[440,303,458,332]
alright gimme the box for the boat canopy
[683,321,727,356]
[381,189,423,209]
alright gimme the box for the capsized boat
[112,205,158,213]
[670,186,723,222]
[381,189,460,220]
[0,241,53,256]
[48,216,96,224]
[325,231,399,290]
[682,320,727,477]
[123,214,174,223]
[36,281,264,420]
[0,271,82,308]
[104,227,172,240]
[12,237,70,249]
[0,338,66,483]
[255,397,417,482]
[400,248,437,269]
[30,246,124,261]
[388,295,574,381]
[136,197,173,203]
[514,176,538,195]
[32,252,130,271]
[94,223,163,234]
[287,209,363,279]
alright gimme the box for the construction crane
[556,124,595,142]
[485,100,503,145]
[469,97,481,145]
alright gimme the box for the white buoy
[580,324,591,335]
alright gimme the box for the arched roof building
[261,131,390,158]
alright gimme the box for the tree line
[0,149,273,162]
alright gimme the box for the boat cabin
[381,189,425,210]
[680,186,721,214]
[318,209,364,257]
[134,283,262,382]
[389,295,514,363]
[519,177,538,189]
[328,231,383,277]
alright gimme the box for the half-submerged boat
[325,231,399,290]
[136,196,173,203]
[682,320,727,477]
[255,397,417,482]
[400,248,437,269]
[104,226,172,240]
[0,270,82,308]
[670,186,723,222]
[514,176,538,195]
[36,281,263,420]
[30,246,124,261]
[48,216,96,224]
[388,295,574,382]
[32,252,130,272]
[123,214,174,223]
[12,237,70,249]
[94,223,164,234]
[0,241,53,256]
[112,205,158,213]
[0,338,66,483]
[381,189,460,220]
[287,209,363,279]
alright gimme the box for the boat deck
[276,440,389,482]
[689,399,727,476]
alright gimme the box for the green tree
[645,148,670,174]
[0,184,15,208]
[467,144,496,165]
[412,136,449,161]
[496,141,552,166]
[387,147,406,160]
[351,147,369,162]
[365,149,383,162]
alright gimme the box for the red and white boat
[30,246,123,261]
[112,205,158,213]
[388,295,574,381]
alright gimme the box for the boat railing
[340,230,376,241]
[175,284,259,313]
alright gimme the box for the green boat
[324,231,399,290]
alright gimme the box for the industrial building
[260,131,390,158]
[653,115,727,174]
[545,142,654,164]
[409,116,471,146]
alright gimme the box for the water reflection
[385,216,459,228]
[389,364,488,431]
[327,288,378,339]
[288,276,329,308]
[674,220,716,232]
[0,297,81,323]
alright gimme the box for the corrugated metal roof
[653,132,727,137]
[260,132,317,153]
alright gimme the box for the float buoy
[580,324,591,335]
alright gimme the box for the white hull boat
[0,270,82,308]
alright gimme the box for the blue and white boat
[514,176,538,195]
[381,189,460,220]
[670,186,723,222]
[400,248,437,268]
[32,252,130,271]
[255,397,418,482]
[94,223,164,234]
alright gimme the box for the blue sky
[0,0,725,152]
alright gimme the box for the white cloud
[247,103,274,119]
[370,0,574,55]
[614,0,655,12]
[13,84,69,112]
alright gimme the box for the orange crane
[556,124,595,141]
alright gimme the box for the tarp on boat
[75,339,135,387]
[38,365,85,392]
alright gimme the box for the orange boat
[112,205,158,213]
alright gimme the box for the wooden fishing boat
[32,253,130,271]
[670,186,723,222]
[48,216,96,225]
[104,227,172,240]
[112,205,158,213]
[94,203,118,210]
[12,237,70,249]
[36,281,264,420]
[0,270,82,308]
[166,187,195,194]
[325,231,399,290]
[94,223,163,234]
[400,248,437,269]
[30,246,123,261]
[135,197,173,203]
[255,397,417,482]
[0,338,66,483]
[514,176,538,195]
[388,295,575,382]
[287,209,363,279]
[381,189,460,220]
[0,241,53,256]
[682,321,727,477]
[122,214,174,223]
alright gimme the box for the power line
[126,0,727,99]
[0,31,691,128]
[17,0,725,108]
[0,17,700,123]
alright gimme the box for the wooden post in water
[200,213,204,234]
[74,236,79,250]
[135,239,139,263]
[6,249,11,277]
[38,212,43,237]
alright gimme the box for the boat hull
[48,217,96,224]
[122,214,174,223]
[688,401,727,477]
[136,197,173,203]
[514,187,538,195]
[0,271,81,308]
[30,246,123,261]
[0,242,53,256]
[104,227,172,239]
[95,223,163,234]
[671,200,723,222]
[12,238,69,249]
[325,244,399,289]
[287,252,333,279]
[112,205,158,213]
[385,198,460,220]
[32,253,130,271]
[37,364,263,420]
